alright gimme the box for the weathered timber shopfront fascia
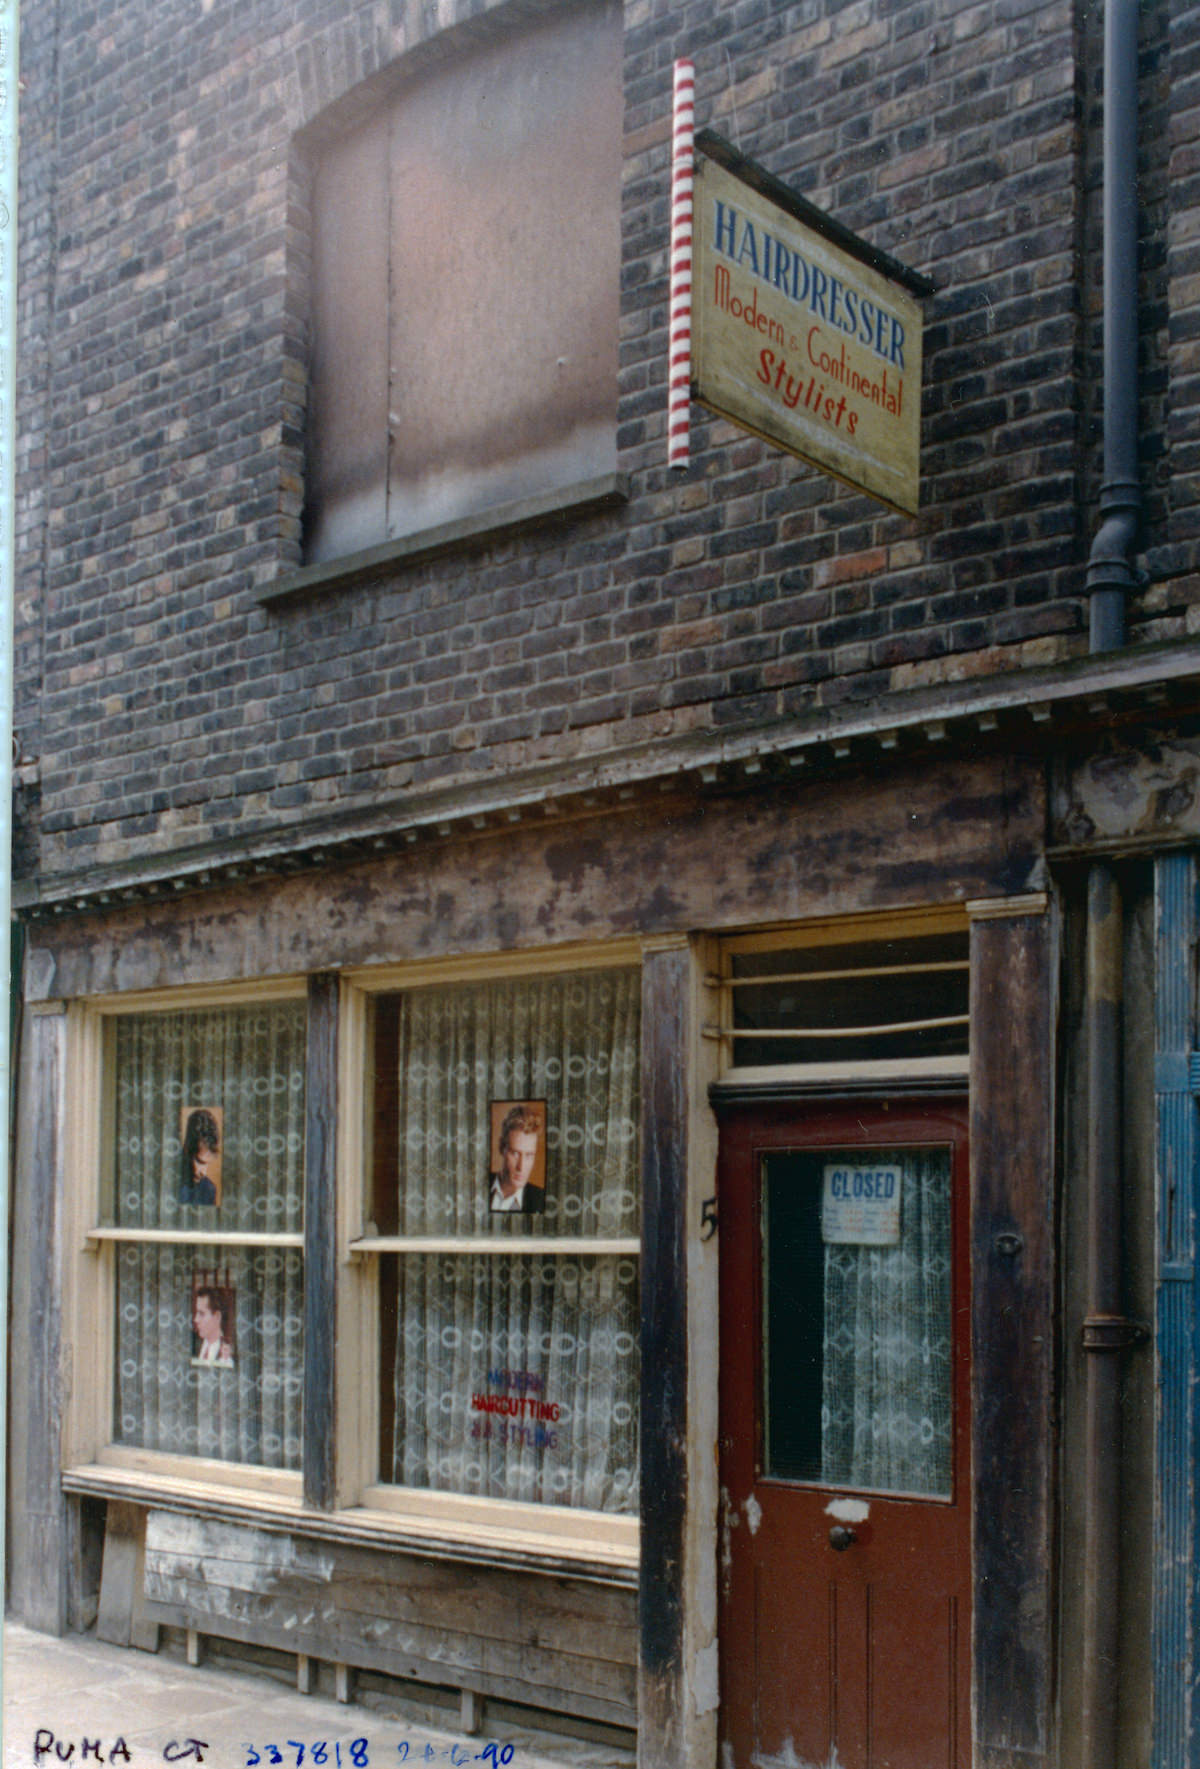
[16,660,1200,1769]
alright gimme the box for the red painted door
[718,1099,971,1769]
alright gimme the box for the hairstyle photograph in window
[107,1000,306,1469]
[370,965,640,1514]
[304,0,622,563]
[488,1098,548,1215]
[191,1273,237,1371]
[179,1104,223,1207]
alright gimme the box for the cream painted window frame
[62,978,309,1502]
[335,940,643,1567]
[713,903,972,1090]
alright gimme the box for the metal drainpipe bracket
[1081,1313,1151,1351]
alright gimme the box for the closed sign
[821,1162,903,1245]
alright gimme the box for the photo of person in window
[489,1100,547,1214]
[190,1282,235,1369]
[179,1105,222,1207]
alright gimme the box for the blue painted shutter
[1154,851,1198,1766]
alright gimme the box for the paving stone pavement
[2,1626,635,1769]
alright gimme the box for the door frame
[635,896,1056,1769]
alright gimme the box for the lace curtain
[110,1002,306,1470]
[386,966,640,1512]
[820,1145,953,1496]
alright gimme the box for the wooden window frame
[336,942,643,1569]
[60,950,641,1571]
[712,904,971,1093]
[61,979,309,1503]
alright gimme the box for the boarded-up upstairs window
[304,0,622,565]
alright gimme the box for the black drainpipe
[1086,0,1141,650]
[1081,860,1125,1769]
[1080,6,1141,1768]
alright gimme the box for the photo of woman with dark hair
[179,1105,222,1207]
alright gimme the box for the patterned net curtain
[387,966,640,1512]
[820,1145,952,1496]
[110,1001,306,1470]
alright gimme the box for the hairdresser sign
[692,136,927,515]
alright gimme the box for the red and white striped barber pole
[668,57,694,470]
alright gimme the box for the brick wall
[14,0,1190,883]
[1154,0,1200,632]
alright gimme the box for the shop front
[9,742,1062,1768]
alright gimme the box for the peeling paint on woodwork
[720,1487,737,1578]
[695,1516,718,1620]
[743,1494,762,1535]
[1054,735,1200,847]
[139,1509,638,1726]
[752,1742,842,1769]
[24,945,56,1000]
[27,757,1042,1002]
[693,1639,719,1715]
[144,1513,335,1595]
[824,1497,869,1524]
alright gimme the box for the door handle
[828,1525,857,1551]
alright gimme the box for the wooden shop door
[718,1099,972,1769]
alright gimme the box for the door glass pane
[762,1143,953,1497]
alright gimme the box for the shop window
[303,0,622,565]
[362,965,640,1516]
[97,999,307,1471]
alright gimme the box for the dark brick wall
[15,0,58,773]
[13,0,1190,883]
[1152,0,1200,623]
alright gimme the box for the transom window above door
[712,907,969,1091]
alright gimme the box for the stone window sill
[259,473,628,610]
